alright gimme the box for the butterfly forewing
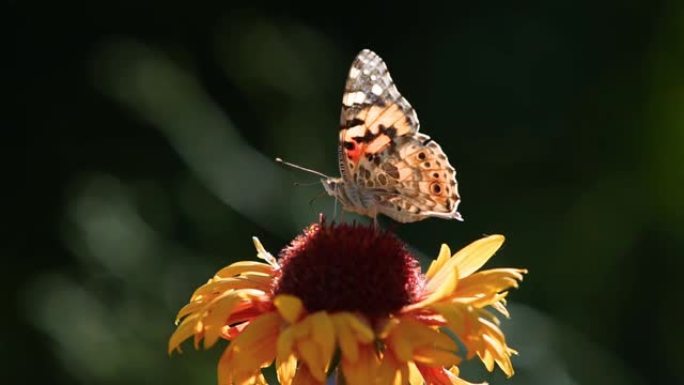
[340,50,419,133]
[333,49,461,223]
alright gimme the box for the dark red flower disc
[273,217,422,319]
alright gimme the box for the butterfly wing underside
[337,49,462,222]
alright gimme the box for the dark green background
[16,1,683,384]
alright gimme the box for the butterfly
[278,49,461,223]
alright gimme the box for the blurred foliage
[15,1,683,384]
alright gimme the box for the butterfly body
[322,177,377,218]
[316,49,462,223]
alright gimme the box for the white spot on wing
[371,84,383,95]
[349,67,360,79]
[343,91,367,106]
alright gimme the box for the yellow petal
[376,317,400,339]
[229,311,280,368]
[252,236,278,267]
[341,344,379,385]
[203,291,242,348]
[414,326,453,352]
[292,315,313,339]
[455,268,526,299]
[482,334,507,367]
[479,349,495,372]
[332,314,359,362]
[202,275,274,297]
[425,244,451,280]
[241,272,278,287]
[418,364,489,385]
[191,276,267,300]
[309,312,336,369]
[429,303,467,336]
[388,328,414,362]
[403,318,456,351]
[428,236,504,293]
[297,339,326,382]
[481,332,515,378]
[453,235,505,278]
[490,299,510,318]
[233,370,262,385]
[230,340,278,377]
[342,313,374,343]
[398,364,411,385]
[215,261,274,279]
[168,313,201,354]
[274,295,305,323]
[175,300,204,323]
[193,322,204,349]
[386,317,457,366]
[412,347,461,367]
[478,317,505,344]
[276,354,298,385]
[292,364,323,385]
[217,346,234,385]
[407,362,423,385]
[255,372,268,385]
[277,327,296,361]
[376,351,401,385]
[405,266,458,311]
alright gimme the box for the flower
[169,217,527,385]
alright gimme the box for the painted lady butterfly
[279,49,461,223]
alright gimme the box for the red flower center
[272,217,422,319]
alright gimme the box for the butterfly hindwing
[350,135,461,222]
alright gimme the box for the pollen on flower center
[272,218,422,318]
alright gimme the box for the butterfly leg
[336,203,346,223]
[333,195,338,221]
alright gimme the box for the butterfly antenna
[275,158,331,179]
[293,181,322,187]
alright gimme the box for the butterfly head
[321,177,344,198]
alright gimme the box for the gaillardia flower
[169,218,527,385]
